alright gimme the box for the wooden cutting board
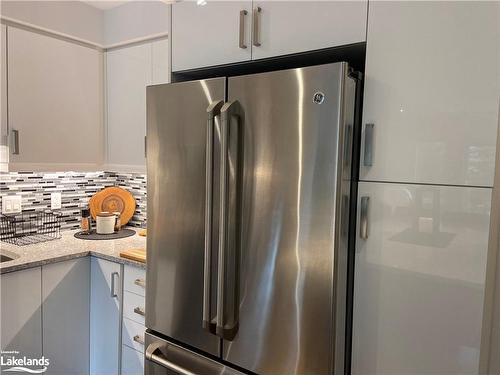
[120,248,146,263]
[89,186,136,225]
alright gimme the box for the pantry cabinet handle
[111,272,119,298]
[134,278,146,288]
[252,6,261,47]
[239,10,247,49]
[144,136,147,158]
[133,335,145,345]
[11,129,19,155]
[134,306,145,316]
[363,123,374,166]
[360,196,370,240]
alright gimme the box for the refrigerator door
[146,78,225,356]
[222,63,355,374]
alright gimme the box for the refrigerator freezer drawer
[144,332,243,375]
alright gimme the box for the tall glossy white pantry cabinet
[352,2,500,375]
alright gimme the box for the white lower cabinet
[352,182,492,375]
[0,267,42,359]
[42,258,90,375]
[90,257,122,375]
[121,345,144,375]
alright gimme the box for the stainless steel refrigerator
[145,62,357,375]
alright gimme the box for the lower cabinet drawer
[122,317,146,353]
[124,265,146,297]
[123,291,146,325]
[121,344,144,375]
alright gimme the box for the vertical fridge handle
[203,100,224,334]
[216,100,241,341]
[360,196,370,240]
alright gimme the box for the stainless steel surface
[146,78,225,356]
[252,7,261,47]
[363,123,374,166]
[221,63,355,374]
[134,306,145,316]
[216,101,242,341]
[145,332,243,375]
[238,10,247,49]
[134,278,146,288]
[203,100,224,335]
[110,271,119,298]
[11,129,19,155]
[360,196,370,240]
[133,334,145,345]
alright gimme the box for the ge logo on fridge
[312,91,325,104]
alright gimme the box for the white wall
[103,1,169,46]
[0,0,104,45]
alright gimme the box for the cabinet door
[152,39,169,85]
[42,258,90,375]
[90,257,122,375]
[106,43,151,170]
[0,267,42,360]
[121,345,143,375]
[7,27,104,171]
[360,2,500,187]
[252,1,367,60]
[352,182,492,375]
[172,1,252,71]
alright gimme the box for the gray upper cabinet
[360,1,500,187]
[105,38,168,172]
[1,24,7,171]
[171,1,367,72]
[172,1,252,72]
[251,1,367,60]
[7,27,104,171]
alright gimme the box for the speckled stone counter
[0,228,146,274]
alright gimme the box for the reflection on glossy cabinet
[252,1,367,60]
[352,182,492,375]
[0,267,42,359]
[360,2,500,186]
[172,1,252,71]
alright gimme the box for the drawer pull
[134,306,145,316]
[133,335,145,345]
[134,278,146,288]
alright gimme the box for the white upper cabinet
[172,1,252,71]
[360,2,500,187]
[1,24,7,171]
[106,38,168,171]
[251,1,367,60]
[352,182,491,375]
[7,27,104,171]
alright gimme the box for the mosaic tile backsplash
[0,172,147,231]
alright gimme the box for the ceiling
[82,1,130,10]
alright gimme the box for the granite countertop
[0,228,147,274]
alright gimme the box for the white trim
[0,16,168,51]
[102,164,146,174]
[7,162,106,173]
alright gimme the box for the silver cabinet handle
[252,6,262,47]
[203,100,224,334]
[11,129,19,155]
[216,101,241,341]
[144,135,147,158]
[363,123,374,166]
[134,306,145,316]
[360,196,370,240]
[133,335,145,345]
[134,278,146,288]
[146,343,196,375]
[239,10,248,49]
[111,271,119,298]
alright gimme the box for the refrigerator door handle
[203,100,224,334]
[146,342,196,375]
[216,101,242,341]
